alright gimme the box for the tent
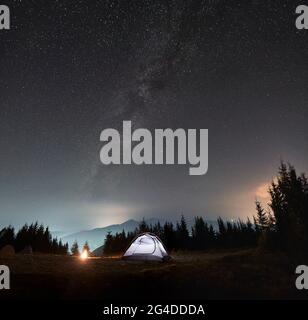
[123,233,170,261]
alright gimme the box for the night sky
[1,0,308,230]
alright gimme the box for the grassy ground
[0,248,307,300]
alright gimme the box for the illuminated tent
[122,233,170,261]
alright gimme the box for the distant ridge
[54,218,218,252]
[57,219,140,251]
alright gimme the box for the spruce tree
[254,200,269,232]
[176,215,190,249]
[82,241,90,253]
[269,162,308,252]
[71,240,80,256]
[0,226,15,249]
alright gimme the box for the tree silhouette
[254,200,269,232]
[176,215,190,249]
[138,218,150,233]
[268,162,308,253]
[71,240,80,256]
[192,217,215,250]
[162,222,176,250]
[0,226,15,249]
[82,241,90,253]
[101,214,259,254]
[1,223,68,254]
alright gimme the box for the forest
[103,162,308,257]
[0,223,68,255]
[1,162,308,258]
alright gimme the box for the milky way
[0,1,307,229]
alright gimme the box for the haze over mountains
[52,218,218,251]
[52,219,140,252]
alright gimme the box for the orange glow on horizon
[255,182,270,200]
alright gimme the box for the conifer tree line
[257,162,308,253]
[103,215,257,254]
[0,162,307,256]
[104,162,308,256]
[0,222,68,254]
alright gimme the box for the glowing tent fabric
[123,233,170,261]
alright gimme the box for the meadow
[0,248,305,300]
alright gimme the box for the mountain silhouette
[57,219,140,251]
[54,218,218,252]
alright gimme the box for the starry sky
[1,0,308,230]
